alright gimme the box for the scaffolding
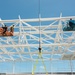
[0,15,75,74]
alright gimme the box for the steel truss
[0,15,75,62]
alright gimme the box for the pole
[70,59,73,75]
[13,62,15,74]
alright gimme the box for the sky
[0,0,75,20]
[0,0,75,74]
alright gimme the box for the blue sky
[0,0,75,73]
[0,0,75,19]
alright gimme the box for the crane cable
[38,1,48,74]
[32,0,48,75]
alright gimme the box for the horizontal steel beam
[13,31,74,36]
[0,43,74,47]
[0,16,75,23]
[0,51,63,55]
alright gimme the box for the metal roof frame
[0,15,75,62]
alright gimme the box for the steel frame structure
[0,15,75,62]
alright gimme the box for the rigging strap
[32,53,48,75]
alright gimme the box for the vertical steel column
[18,15,22,44]
[50,60,52,75]
[13,62,15,74]
[70,59,73,75]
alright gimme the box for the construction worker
[69,18,75,29]
[3,25,7,35]
[10,25,14,33]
